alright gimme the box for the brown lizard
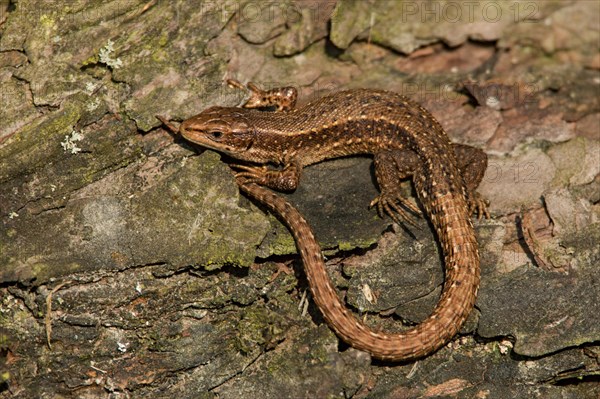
[157,80,489,361]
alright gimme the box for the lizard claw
[231,164,267,174]
[467,192,490,220]
[231,164,269,185]
[370,194,421,227]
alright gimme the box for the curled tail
[240,182,480,361]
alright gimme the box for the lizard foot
[231,164,300,192]
[227,79,297,111]
[231,164,270,186]
[468,192,490,220]
[370,193,422,227]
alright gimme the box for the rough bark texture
[1,1,599,398]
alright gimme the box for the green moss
[0,103,81,181]
[266,227,297,256]
[235,305,286,355]
[338,237,378,252]
[157,32,169,47]
[38,14,55,30]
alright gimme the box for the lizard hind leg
[452,144,490,219]
[371,150,423,226]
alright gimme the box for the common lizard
[157,80,489,361]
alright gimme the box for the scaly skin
[158,81,488,361]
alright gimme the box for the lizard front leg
[227,79,298,111]
[233,163,301,192]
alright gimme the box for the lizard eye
[208,130,223,140]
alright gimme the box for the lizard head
[179,106,255,159]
